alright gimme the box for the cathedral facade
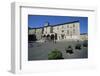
[29,21,80,41]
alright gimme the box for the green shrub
[65,45,73,54]
[83,40,88,47]
[48,49,63,60]
[75,43,81,50]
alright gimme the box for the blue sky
[28,15,88,34]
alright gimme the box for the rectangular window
[57,27,59,30]
[73,29,75,34]
[62,30,64,32]
[73,24,75,27]
[67,30,69,35]
[67,25,69,28]
[62,26,64,29]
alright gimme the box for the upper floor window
[67,25,69,28]
[70,26,72,28]
[62,30,64,32]
[73,24,75,27]
[57,27,59,30]
[62,26,64,29]
[73,29,75,34]
[67,30,69,34]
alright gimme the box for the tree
[65,45,73,54]
[28,34,37,42]
[83,40,88,47]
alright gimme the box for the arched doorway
[47,34,50,40]
[43,34,46,37]
[55,33,57,40]
[61,34,65,39]
[51,34,55,40]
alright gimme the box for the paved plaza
[28,40,88,61]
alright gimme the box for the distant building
[28,21,80,41]
[80,33,88,41]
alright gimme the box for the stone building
[28,21,80,41]
[80,33,88,41]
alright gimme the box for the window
[70,26,72,28]
[50,27,53,33]
[62,26,64,29]
[70,31,72,37]
[62,30,64,32]
[73,29,75,34]
[73,24,75,27]
[67,30,69,35]
[57,27,59,30]
[67,25,69,28]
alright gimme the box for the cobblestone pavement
[28,40,88,61]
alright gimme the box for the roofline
[29,27,43,29]
[80,33,88,35]
[29,20,79,29]
[51,20,79,27]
